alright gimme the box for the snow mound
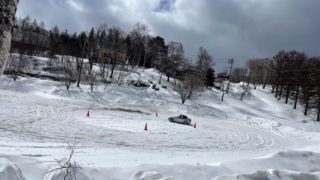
[212,169,320,180]
[255,150,320,171]
[131,171,173,180]
[210,150,320,180]
[0,158,27,180]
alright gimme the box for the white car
[168,115,191,125]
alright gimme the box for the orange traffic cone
[194,123,196,128]
[86,110,90,117]
[144,123,148,131]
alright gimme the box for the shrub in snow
[0,158,27,180]
[43,158,89,180]
[42,139,90,180]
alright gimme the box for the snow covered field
[1,60,320,179]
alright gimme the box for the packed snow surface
[1,62,320,179]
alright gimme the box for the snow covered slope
[0,64,320,180]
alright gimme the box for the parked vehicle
[168,115,191,125]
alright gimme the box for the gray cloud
[16,0,320,72]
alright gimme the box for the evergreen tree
[49,25,60,57]
[87,27,97,73]
[205,68,215,86]
[100,29,107,42]
[124,34,132,64]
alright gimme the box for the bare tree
[14,22,49,56]
[196,46,215,77]
[307,57,320,121]
[76,32,87,87]
[174,81,190,104]
[45,57,59,73]
[283,51,307,104]
[232,67,247,83]
[26,18,40,56]
[158,45,168,85]
[260,59,272,89]
[129,23,150,67]
[133,22,151,66]
[220,81,228,101]
[60,56,75,90]
[107,26,125,79]
[99,62,109,83]
[86,71,98,92]
[272,50,308,105]
[42,139,79,180]
[239,82,251,101]
[166,41,184,82]
[0,0,19,77]
[174,75,202,104]
[115,67,128,85]
[6,54,19,81]
[38,20,49,49]
[183,56,193,68]
[246,59,265,90]
[127,29,140,66]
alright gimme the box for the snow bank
[131,171,173,180]
[2,150,319,180]
[0,158,27,180]
[131,151,320,180]
[213,170,320,180]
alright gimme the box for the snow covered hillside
[1,56,320,180]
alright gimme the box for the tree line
[4,15,320,117]
[231,50,320,121]
[10,15,215,82]
[7,15,216,102]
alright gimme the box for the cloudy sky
[16,0,320,72]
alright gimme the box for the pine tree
[205,68,215,86]
[100,30,107,42]
[87,28,97,73]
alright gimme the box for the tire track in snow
[0,90,299,154]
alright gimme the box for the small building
[174,66,184,79]
[174,66,202,79]
[96,40,126,64]
[214,78,225,89]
